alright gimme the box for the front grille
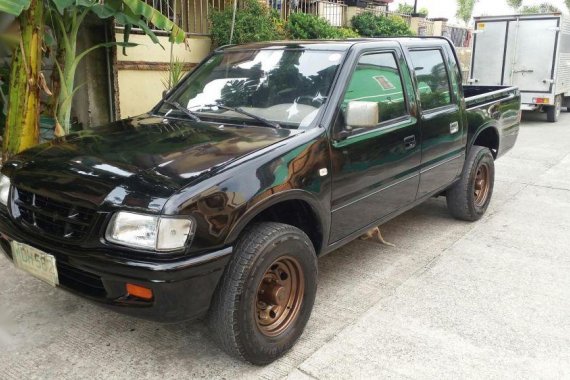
[14,188,95,241]
[57,261,106,298]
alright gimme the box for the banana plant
[49,0,186,135]
[2,0,43,161]
[2,0,187,160]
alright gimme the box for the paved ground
[1,111,569,379]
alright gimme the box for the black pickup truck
[0,37,520,364]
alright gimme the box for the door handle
[403,135,416,150]
[449,121,459,134]
[513,69,534,74]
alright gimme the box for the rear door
[471,20,509,85]
[504,17,559,92]
[408,47,464,198]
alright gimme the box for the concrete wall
[115,32,212,118]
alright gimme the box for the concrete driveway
[1,112,569,379]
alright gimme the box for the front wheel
[208,222,317,365]
[446,146,495,221]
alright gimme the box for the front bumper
[0,213,232,323]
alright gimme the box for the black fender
[224,189,329,253]
[467,122,500,159]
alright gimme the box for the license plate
[11,241,59,287]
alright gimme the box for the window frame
[408,48,455,114]
[335,49,412,137]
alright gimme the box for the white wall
[115,32,212,117]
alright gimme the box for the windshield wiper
[199,104,281,129]
[162,100,201,122]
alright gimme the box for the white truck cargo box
[470,13,570,122]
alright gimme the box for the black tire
[563,96,570,111]
[446,146,495,221]
[208,222,317,365]
[546,95,561,122]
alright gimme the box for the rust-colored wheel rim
[474,162,491,207]
[255,256,304,337]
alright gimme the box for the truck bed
[464,84,521,159]
[464,85,519,109]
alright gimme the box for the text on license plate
[11,241,59,287]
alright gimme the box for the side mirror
[345,101,379,129]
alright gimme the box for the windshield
[158,49,344,129]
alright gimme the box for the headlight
[106,211,193,252]
[0,174,11,206]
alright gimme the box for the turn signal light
[533,97,550,104]
[126,283,153,300]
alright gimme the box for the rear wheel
[446,145,495,221]
[563,96,570,111]
[208,222,317,365]
[546,95,561,122]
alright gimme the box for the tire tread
[447,145,494,221]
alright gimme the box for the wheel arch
[469,125,500,159]
[225,190,327,255]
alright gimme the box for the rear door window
[409,49,452,110]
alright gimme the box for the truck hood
[5,115,298,212]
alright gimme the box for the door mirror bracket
[337,128,352,141]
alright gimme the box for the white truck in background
[469,13,570,122]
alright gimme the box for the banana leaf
[121,0,186,43]
[50,0,74,14]
[0,0,32,16]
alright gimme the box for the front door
[329,49,421,243]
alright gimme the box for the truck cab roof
[217,37,453,53]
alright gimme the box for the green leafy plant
[396,3,428,16]
[396,3,414,14]
[351,12,414,37]
[520,3,561,13]
[2,0,187,159]
[286,13,358,39]
[506,0,522,9]
[335,27,360,39]
[162,56,186,90]
[456,0,477,24]
[48,0,187,135]
[209,0,285,47]
[507,0,562,14]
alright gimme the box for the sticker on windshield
[329,53,342,62]
[373,76,395,90]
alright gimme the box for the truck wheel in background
[546,95,561,122]
[446,146,495,222]
[563,96,570,111]
[208,222,317,365]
